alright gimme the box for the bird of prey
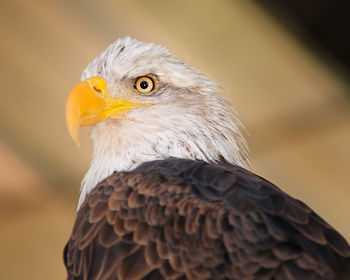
[64,37,350,280]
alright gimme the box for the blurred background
[0,0,349,279]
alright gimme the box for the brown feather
[64,158,350,280]
[118,247,154,280]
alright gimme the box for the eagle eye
[134,76,156,95]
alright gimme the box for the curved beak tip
[73,138,80,148]
[66,120,81,147]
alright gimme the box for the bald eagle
[64,37,350,280]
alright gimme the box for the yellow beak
[65,77,150,146]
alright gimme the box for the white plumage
[78,37,249,208]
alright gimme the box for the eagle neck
[78,118,248,209]
[78,121,206,209]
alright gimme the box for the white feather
[78,37,249,209]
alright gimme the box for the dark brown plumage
[64,158,350,280]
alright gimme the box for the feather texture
[64,158,350,280]
[77,38,249,208]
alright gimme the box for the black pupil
[140,80,149,90]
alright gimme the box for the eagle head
[65,37,249,207]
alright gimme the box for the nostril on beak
[93,86,102,93]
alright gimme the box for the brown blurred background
[0,0,349,279]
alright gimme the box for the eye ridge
[134,75,157,95]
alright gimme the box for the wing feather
[64,158,350,279]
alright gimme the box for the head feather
[78,37,249,208]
